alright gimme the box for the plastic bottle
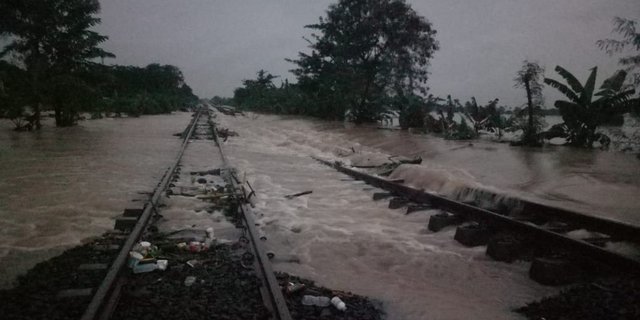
[301,295,331,307]
[127,251,144,268]
[206,227,215,239]
[133,262,158,274]
[331,296,347,311]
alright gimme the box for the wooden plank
[122,209,143,217]
[113,217,137,231]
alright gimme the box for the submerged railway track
[76,107,292,320]
[314,157,640,284]
[4,105,638,319]
[1,106,385,320]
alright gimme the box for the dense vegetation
[544,66,637,147]
[225,11,640,149]
[88,64,198,118]
[232,0,439,124]
[0,0,198,130]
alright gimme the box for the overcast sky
[96,0,639,107]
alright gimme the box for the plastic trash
[156,259,168,271]
[206,227,215,239]
[186,259,199,268]
[133,262,158,274]
[301,295,331,307]
[331,296,347,311]
[127,251,144,268]
[133,241,152,255]
[204,227,216,248]
[286,282,306,295]
[139,241,151,250]
[188,241,205,252]
[184,276,196,287]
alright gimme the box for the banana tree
[544,66,639,147]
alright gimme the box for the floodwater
[1,110,639,319]
[225,113,640,225]
[0,113,192,288]
[214,111,640,319]
[340,123,640,226]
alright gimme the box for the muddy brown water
[0,113,192,288]
[1,111,639,319]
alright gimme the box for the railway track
[314,157,640,284]
[208,111,293,320]
[75,107,292,320]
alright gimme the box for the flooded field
[1,111,639,319]
[0,113,192,288]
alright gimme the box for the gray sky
[96,0,639,107]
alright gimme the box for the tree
[233,70,279,111]
[544,66,639,147]
[289,0,438,123]
[395,93,427,129]
[0,61,31,130]
[97,64,198,115]
[597,17,640,89]
[514,61,545,145]
[0,0,114,127]
[45,74,96,126]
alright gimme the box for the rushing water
[0,113,192,288]
[214,111,640,319]
[1,111,639,318]
[223,113,640,225]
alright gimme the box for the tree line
[224,0,639,149]
[0,0,198,130]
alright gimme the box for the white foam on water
[388,164,480,195]
[605,241,640,257]
[213,111,559,319]
[565,229,607,240]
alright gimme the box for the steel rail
[81,108,204,320]
[454,186,640,243]
[207,111,293,320]
[313,157,640,273]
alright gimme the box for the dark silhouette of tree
[544,66,639,147]
[0,0,114,127]
[99,64,198,116]
[514,61,545,145]
[597,17,640,89]
[0,61,31,130]
[233,70,279,111]
[289,0,438,123]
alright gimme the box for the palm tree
[544,66,638,147]
[514,61,545,146]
